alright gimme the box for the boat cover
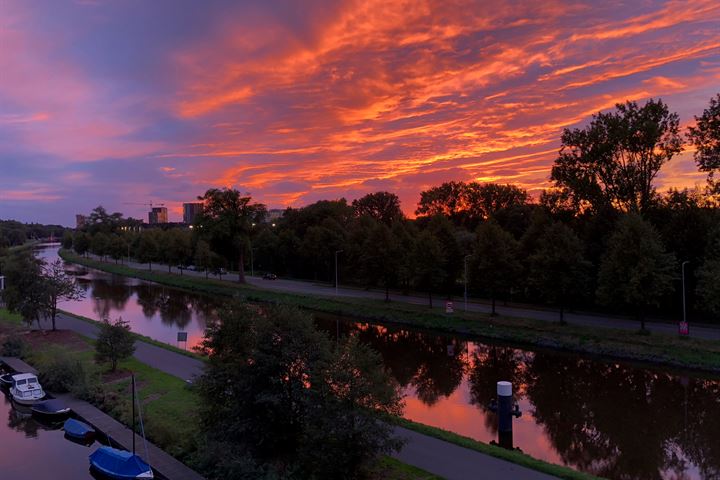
[64,418,94,438]
[89,446,154,479]
[32,399,70,415]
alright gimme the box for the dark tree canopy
[551,99,682,213]
[472,221,521,315]
[95,317,136,372]
[596,214,676,330]
[528,222,590,322]
[352,191,404,225]
[688,93,720,194]
[416,181,528,228]
[696,226,720,316]
[195,188,266,282]
[195,303,402,480]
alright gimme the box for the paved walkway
[51,313,204,382]
[51,314,556,480]
[84,253,720,341]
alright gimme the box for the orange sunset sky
[1,0,719,224]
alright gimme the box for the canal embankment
[42,314,596,480]
[59,248,720,374]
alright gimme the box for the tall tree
[359,222,402,300]
[696,226,720,316]
[195,188,266,283]
[95,317,136,372]
[408,231,446,307]
[528,223,590,323]
[73,232,90,257]
[472,221,521,316]
[90,232,110,260]
[195,303,402,479]
[194,239,212,279]
[42,259,85,331]
[415,181,468,223]
[551,99,682,213]
[596,214,676,331]
[688,93,720,195]
[352,191,404,225]
[86,206,125,234]
[1,252,47,328]
[108,235,127,264]
[465,182,529,224]
[136,230,160,271]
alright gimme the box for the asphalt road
[89,254,720,341]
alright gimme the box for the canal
[0,371,96,478]
[37,244,720,480]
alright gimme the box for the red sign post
[678,321,689,336]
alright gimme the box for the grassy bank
[58,310,206,361]
[0,315,441,480]
[60,249,720,373]
[393,418,602,480]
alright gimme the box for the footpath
[54,312,556,480]
[84,253,720,341]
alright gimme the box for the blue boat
[32,399,71,418]
[64,418,95,440]
[89,446,154,479]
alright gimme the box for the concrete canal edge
[1,357,206,480]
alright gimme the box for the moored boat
[9,373,45,405]
[0,373,14,389]
[89,446,153,479]
[64,418,95,440]
[32,399,71,418]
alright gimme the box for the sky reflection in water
[38,246,720,480]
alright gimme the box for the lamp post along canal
[681,261,690,336]
[464,254,471,312]
[335,250,344,295]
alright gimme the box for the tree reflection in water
[321,318,468,406]
[468,345,529,435]
[317,316,720,480]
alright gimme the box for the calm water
[37,245,720,480]
[39,245,219,349]
[0,377,96,478]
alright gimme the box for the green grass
[0,308,23,326]
[21,332,200,460]
[61,249,720,373]
[372,457,444,480]
[58,310,206,361]
[393,418,603,480]
[0,313,442,479]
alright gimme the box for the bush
[37,351,89,393]
[1,335,28,357]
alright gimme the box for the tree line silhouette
[62,95,720,326]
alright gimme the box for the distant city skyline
[1,0,719,225]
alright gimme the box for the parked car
[185,265,197,271]
[263,273,277,280]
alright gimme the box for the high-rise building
[183,202,204,224]
[148,207,168,224]
[76,214,87,229]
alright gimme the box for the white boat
[10,373,45,405]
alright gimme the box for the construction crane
[123,202,165,208]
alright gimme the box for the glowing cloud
[0,0,717,224]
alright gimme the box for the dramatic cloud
[1,0,718,224]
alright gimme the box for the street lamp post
[464,255,472,312]
[682,260,690,324]
[250,247,256,278]
[335,250,344,295]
